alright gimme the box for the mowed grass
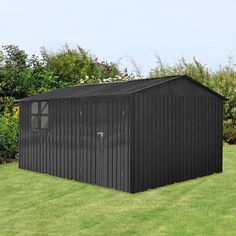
[0,146,236,236]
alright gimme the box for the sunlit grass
[0,146,236,235]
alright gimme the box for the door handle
[97,131,104,138]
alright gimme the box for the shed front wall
[19,97,130,192]
[129,79,223,193]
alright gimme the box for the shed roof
[17,75,226,101]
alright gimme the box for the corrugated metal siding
[19,102,50,173]
[130,93,223,193]
[19,98,130,192]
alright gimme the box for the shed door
[77,99,129,191]
[95,101,108,187]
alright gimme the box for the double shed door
[77,99,129,191]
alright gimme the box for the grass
[0,146,236,236]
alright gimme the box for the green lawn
[0,146,236,236]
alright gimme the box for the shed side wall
[130,82,223,193]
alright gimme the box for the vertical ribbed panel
[75,98,129,191]
[19,102,49,175]
[19,98,130,192]
[131,93,223,192]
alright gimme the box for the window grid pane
[41,102,48,114]
[31,102,38,114]
[31,115,38,129]
[41,116,48,129]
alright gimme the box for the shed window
[31,101,49,129]
[41,116,48,129]
[41,101,48,114]
[31,116,38,129]
[31,102,38,114]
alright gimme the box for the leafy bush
[40,44,122,86]
[0,107,19,158]
[0,44,127,100]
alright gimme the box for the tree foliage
[41,45,121,86]
[0,44,125,109]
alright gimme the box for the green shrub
[0,107,19,158]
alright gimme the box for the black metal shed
[18,75,226,193]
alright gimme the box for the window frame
[30,101,49,130]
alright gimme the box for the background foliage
[0,105,18,159]
[0,44,236,158]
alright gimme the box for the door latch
[97,131,104,138]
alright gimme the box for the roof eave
[182,75,228,101]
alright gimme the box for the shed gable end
[140,77,220,99]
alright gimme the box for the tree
[0,45,29,99]
[40,44,122,86]
[0,44,127,112]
